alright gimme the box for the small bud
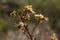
[19,21,24,27]
[21,15,30,21]
[34,14,49,21]
[34,14,44,20]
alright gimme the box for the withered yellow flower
[19,21,24,27]
[34,14,48,21]
[24,5,35,14]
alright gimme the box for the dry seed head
[17,22,24,29]
[24,5,35,14]
[34,14,48,21]
[21,15,30,21]
[15,22,27,29]
[19,21,24,27]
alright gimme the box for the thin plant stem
[24,25,33,40]
[32,20,40,34]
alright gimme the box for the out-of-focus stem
[32,20,40,34]
[24,25,33,40]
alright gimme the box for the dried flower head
[10,10,17,17]
[34,14,48,21]
[19,15,30,22]
[10,5,49,40]
[50,33,58,40]
[24,5,35,14]
[16,21,27,29]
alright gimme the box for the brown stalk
[24,25,33,40]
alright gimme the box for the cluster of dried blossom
[10,5,51,40]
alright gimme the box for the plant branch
[24,25,33,40]
[32,20,40,34]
